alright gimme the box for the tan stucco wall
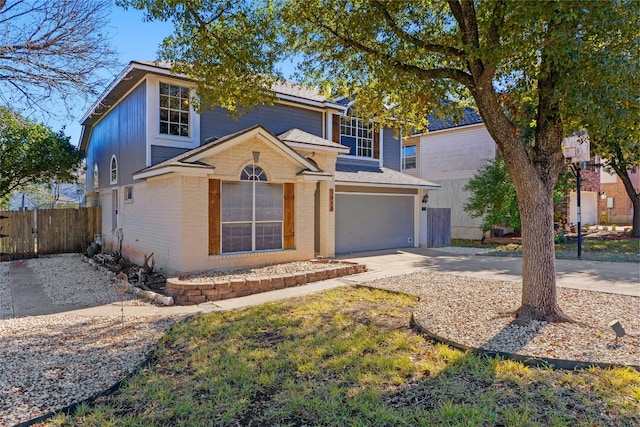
[101,136,329,275]
[202,136,304,182]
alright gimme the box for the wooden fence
[0,207,101,261]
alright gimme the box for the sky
[56,5,174,145]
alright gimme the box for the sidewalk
[3,247,638,319]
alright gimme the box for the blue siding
[336,156,380,169]
[151,146,189,165]
[200,104,323,143]
[86,81,147,188]
[382,127,401,171]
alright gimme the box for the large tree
[119,0,640,322]
[0,0,118,117]
[0,107,83,205]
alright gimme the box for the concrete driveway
[337,246,640,297]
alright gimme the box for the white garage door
[569,191,598,226]
[335,193,415,253]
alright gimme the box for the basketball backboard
[562,134,590,163]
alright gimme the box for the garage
[335,193,415,253]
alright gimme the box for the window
[220,165,283,253]
[403,145,417,169]
[93,163,99,189]
[124,186,133,202]
[159,82,190,137]
[340,115,373,157]
[110,155,118,185]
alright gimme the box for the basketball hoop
[562,135,590,164]
[562,146,577,163]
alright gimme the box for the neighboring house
[566,161,639,227]
[79,61,440,275]
[597,167,639,226]
[402,108,497,240]
[563,134,639,228]
[8,183,85,210]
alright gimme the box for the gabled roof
[278,128,350,153]
[426,107,483,133]
[79,61,346,151]
[133,125,322,180]
[134,61,332,104]
[335,163,440,190]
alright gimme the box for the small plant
[554,229,567,244]
[603,226,609,231]
[611,224,617,231]
[584,223,591,230]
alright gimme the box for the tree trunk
[633,197,640,239]
[515,185,571,323]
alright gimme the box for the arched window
[220,165,283,253]
[93,163,99,189]
[240,164,267,181]
[110,155,118,185]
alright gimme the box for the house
[562,134,639,228]
[79,61,440,275]
[402,108,497,240]
[566,161,639,228]
[8,183,85,210]
[404,114,637,238]
[597,167,639,226]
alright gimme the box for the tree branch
[311,11,474,89]
[371,0,465,59]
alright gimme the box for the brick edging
[166,259,367,305]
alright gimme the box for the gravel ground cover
[0,313,176,426]
[182,260,354,283]
[29,253,135,306]
[0,256,180,426]
[366,271,640,366]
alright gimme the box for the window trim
[158,80,191,139]
[124,185,134,203]
[110,155,118,185]
[220,165,284,254]
[340,115,374,158]
[403,145,417,170]
[209,178,295,255]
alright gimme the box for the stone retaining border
[166,259,367,305]
[82,256,175,306]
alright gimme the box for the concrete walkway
[4,247,638,319]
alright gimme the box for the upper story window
[159,82,190,137]
[403,145,417,169]
[340,115,373,158]
[110,155,118,185]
